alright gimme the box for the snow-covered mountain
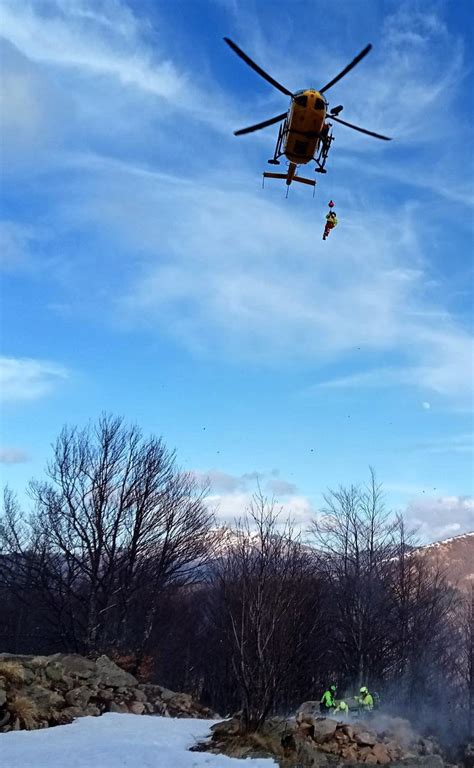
[418,531,474,592]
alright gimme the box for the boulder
[296,737,329,766]
[57,655,96,680]
[311,717,338,744]
[97,689,114,703]
[108,701,129,714]
[60,706,83,722]
[129,702,145,715]
[133,689,147,703]
[65,686,92,709]
[372,743,391,764]
[211,719,240,739]
[45,662,65,683]
[28,685,64,714]
[355,730,377,747]
[296,700,322,723]
[95,655,137,688]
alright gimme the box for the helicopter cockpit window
[294,95,308,107]
[314,98,325,110]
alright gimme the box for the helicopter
[224,38,391,191]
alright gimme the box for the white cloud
[0,356,69,402]
[0,447,31,464]
[422,401,431,410]
[208,490,315,527]
[405,495,474,542]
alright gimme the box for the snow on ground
[0,713,277,768]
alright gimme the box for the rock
[133,689,147,702]
[95,656,137,688]
[0,687,6,708]
[54,676,74,693]
[65,686,91,709]
[28,685,64,713]
[299,721,315,738]
[355,730,377,747]
[341,744,359,762]
[372,743,391,764]
[129,702,145,715]
[45,662,65,683]
[296,737,329,766]
[61,706,83,722]
[211,719,240,739]
[57,655,96,680]
[29,656,49,670]
[84,705,100,717]
[342,723,355,740]
[311,717,338,744]
[97,689,114,703]
[157,686,175,702]
[296,700,322,723]
[108,701,129,714]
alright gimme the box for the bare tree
[0,415,214,655]
[309,468,396,688]
[210,490,323,732]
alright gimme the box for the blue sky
[0,0,473,542]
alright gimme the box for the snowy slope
[0,714,276,768]
[418,531,474,591]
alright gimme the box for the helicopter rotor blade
[330,114,392,140]
[224,37,294,98]
[234,112,288,136]
[319,44,372,94]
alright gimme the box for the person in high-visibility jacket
[357,686,374,712]
[334,700,349,715]
[320,684,337,714]
[323,210,338,240]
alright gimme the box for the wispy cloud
[315,323,474,403]
[413,433,473,455]
[0,447,31,464]
[0,221,36,270]
[0,0,237,135]
[0,357,69,402]
[192,467,298,497]
[0,0,183,98]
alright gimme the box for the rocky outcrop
[199,712,444,767]
[0,653,217,732]
[294,711,442,765]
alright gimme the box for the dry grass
[9,696,39,730]
[0,661,25,684]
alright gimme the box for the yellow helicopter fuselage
[284,89,327,165]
